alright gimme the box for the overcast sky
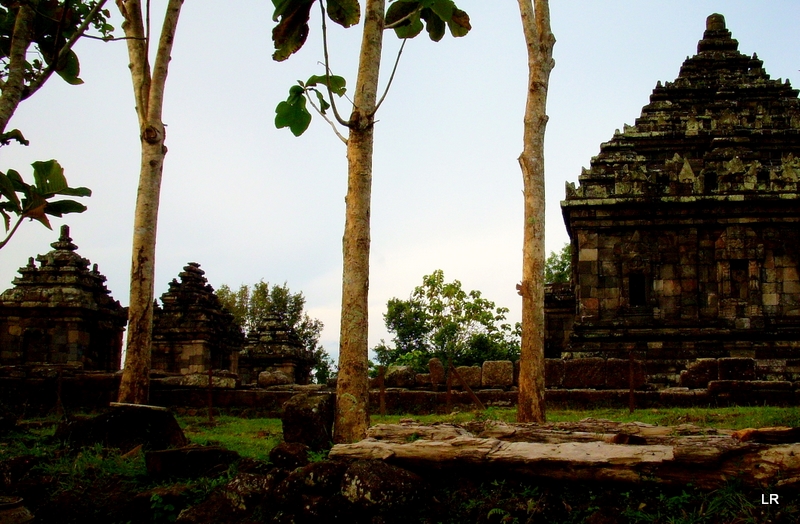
[2,1,798,363]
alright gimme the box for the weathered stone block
[545,359,564,388]
[415,373,431,388]
[160,373,238,389]
[679,358,719,388]
[563,358,606,389]
[605,358,646,389]
[385,366,416,388]
[453,366,481,389]
[258,370,292,388]
[718,357,755,380]
[481,361,513,388]
[428,358,445,385]
[281,393,334,451]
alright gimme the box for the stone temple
[0,226,127,370]
[555,14,800,385]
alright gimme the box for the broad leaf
[314,90,331,114]
[420,8,445,42]
[22,194,51,230]
[327,0,360,28]
[31,160,68,196]
[446,7,471,37]
[56,186,92,197]
[429,0,454,22]
[305,74,347,96]
[385,1,419,28]
[44,199,88,217]
[272,0,299,20]
[272,0,315,61]
[0,208,10,232]
[394,14,423,39]
[275,88,312,136]
[55,50,84,85]
[0,170,20,211]
[4,169,26,194]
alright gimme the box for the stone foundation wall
[3,361,798,417]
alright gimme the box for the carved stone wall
[0,226,127,370]
[559,14,800,385]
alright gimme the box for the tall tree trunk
[334,0,385,443]
[516,0,555,423]
[0,3,35,135]
[117,0,184,404]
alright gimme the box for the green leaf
[275,91,312,136]
[56,186,92,198]
[385,1,419,28]
[272,0,315,61]
[429,0,454,21]
[0,208,10,232]
[0,170,20,211]
[420,8,445,42]
[288,84,305,101]
[327,0,360,28]
[31,160,68,196]
[446,7,471,37]
[305,74,347,96]
[55,50,84,85]
[22,193,51,230]
[4,169,26,194]
[314,90,331,114]
[44,199,88,217]
[394,14,423,39]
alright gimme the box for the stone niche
[151,263,244,374]
[238,314,314,386]
[0,225,127,370]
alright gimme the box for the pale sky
[2,1,798,363]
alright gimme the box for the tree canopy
[0,1,112,249]
[216,281,335,384]
[545,242,571,283]
[373,270,520,372]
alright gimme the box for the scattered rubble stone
[54,403,187,453]
[281,393,334,450]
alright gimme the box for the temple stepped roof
[0,225,125,317]
[563,13,800,207]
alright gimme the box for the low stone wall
[382,358,648,391]
[2,363,798,416]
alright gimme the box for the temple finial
[50,224,78,251]
[706,13,725,31]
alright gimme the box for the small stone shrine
[0,225,127,370]
[558,14,800,385]
[151,263,244,374]
[238,314,314,385]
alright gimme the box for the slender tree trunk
[0,3,35,134]
[117,0,184,404]
[516,0,555,423]
[334,0,384,443]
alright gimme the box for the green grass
[177,415,282,462]
[370,405,800,429]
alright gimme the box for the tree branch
[0,214,26,250]
[320,0,350,127]
[0,3,35,134]
[23,0,110,101]
[383,7,421,29]
[373,37,406,114]
[305,90,348,145]
[147,0,183,124]
[117,0,151,127]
